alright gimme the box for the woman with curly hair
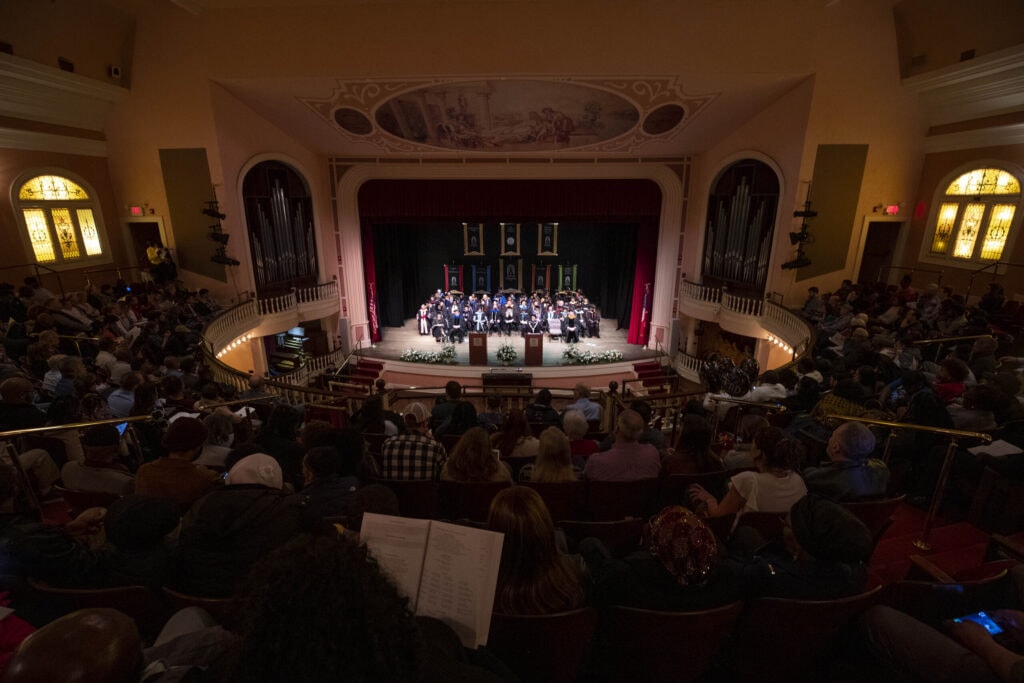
[492,408,539,460]
[487,486,586,614]
[441,427,511,482]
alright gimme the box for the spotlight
[789,231,809,245]
[781,255,812,270]
[211,247,240,266]
[208,231,230,245]
[202,207,227,220]
[793,209,818,218]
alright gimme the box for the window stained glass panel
[51,209,81,260]
[980,204,1015,261]
[77,209,102,256]
[18,175,89,201]
[23,209,56,263]
[944,169,1020,196]
[953,203,984,258]
[930,203,959,255]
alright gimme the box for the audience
[60,424,134,495]
[802,421,890,501]
[583,410,661,482]
[441,427,511,483]
[135,416,220,509]
[380,402,447,480]
[520,426,578,482]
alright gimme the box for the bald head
[0,377,33,404]
[828,422,876,462]
[5,609,141,683]
[615,409,645,443]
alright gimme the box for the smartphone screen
[116,422,128,436]
[954,611,1004,635]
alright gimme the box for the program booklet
[360,513,504,648]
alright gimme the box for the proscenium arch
[333,163,686,351]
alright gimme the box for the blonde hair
[531,427,575,483]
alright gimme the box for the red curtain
[627,226,658,345]
[360,222,381,342]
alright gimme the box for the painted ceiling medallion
[301,77,717,154]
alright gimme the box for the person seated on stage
[564,312,580,343]
[431,311,448,343]
[472,306,487,332]
[489,302,503,336]
[449,309,465,344]
[503,302,517,336]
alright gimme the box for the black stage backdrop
[357,179,661,339]
[370,222,640,329]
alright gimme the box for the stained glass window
[928,167,1021,263]
[14,173,105,266]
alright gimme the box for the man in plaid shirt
[381,403,447,480]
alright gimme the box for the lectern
[468,332,487,365]
[524,333,543,366]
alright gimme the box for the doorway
[125,218,166,276]
[857,220,902,285]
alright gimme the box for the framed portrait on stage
[463,222,484,256]
[500,222,520,256]
[538,222,558,256]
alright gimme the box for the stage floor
[359,318,663,367]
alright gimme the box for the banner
[443,265,463,292]
[367,281,380,342]
[638,282,652,347]
[471,265,492,292]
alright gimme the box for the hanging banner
[538,222,558,255]
[444,265,463,292]
[500,258,522,291]
[501,223,520,255]
[367,281,380,343]
[638,282,652,347]
[464,222,484,255]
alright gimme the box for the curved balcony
[675,279,813,380]
[202,279,341,354]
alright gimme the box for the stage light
[793,209,818,218]
[789,230,809,245]
[781,255,812,269]
[209,231,230,245]
[202,207,226,220]
[212,253,240,266]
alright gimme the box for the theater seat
[488,607,597,683]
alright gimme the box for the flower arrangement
[496,342,518,364]
[400,344,456,364]
[562,344,624,365]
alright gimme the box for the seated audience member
[440,427,511,483]
[519,426,579,482]
[933,356,971,404]
[563,409,599,468]
[302,425,380,484]
[862,565,1024,683]
[597,399,665,451]
[563,383,602,421]
[728,494,873,599]
[0,377,45,432]
[255,404,305,488]
[348,396,399,437]
[135,416,220,509]
[225,534,509,682]
[720,415,770,471]
[690,428,807,517]
[524,388,560,426]
[582,505,739,611]
[584,410,662,482]
[195,412,235,469]
[299,446,359,519]
[487,486,586,615]
[747,371,788,403]
[173,454,310,597]
[662,413,714,475]
[60,424,134,496]
[802,421,890,501]
[9,495,179,589]
[430,381,477,436]
[380,403,447,480]
[492,408,540,460]
[106,371,141,418]
[477,395,506,433]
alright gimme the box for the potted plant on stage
[496,342,518,366]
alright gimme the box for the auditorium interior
[1,0,1024,679]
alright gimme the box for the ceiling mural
[300,77,718,154]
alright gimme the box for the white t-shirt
[729,470,807,513]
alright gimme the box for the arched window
[13,173,107,267]
[242,161,319,295]
[925,166,1021,263]
[701,159,780,296]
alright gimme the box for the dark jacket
[173,485,309,596]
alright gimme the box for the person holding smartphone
[863,565,1024,682]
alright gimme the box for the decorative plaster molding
[923,122,1024,154]
[0,127,108,157]
[0,53,127,132]
[903,46,1024,126]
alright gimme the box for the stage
[357,317,666,389]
